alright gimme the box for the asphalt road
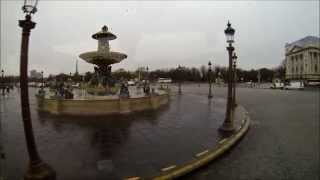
[181,84,319,180]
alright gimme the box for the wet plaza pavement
[1,85,238,180]
[1,84,319,180]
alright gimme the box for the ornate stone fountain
[36,25,169,116]
[79,25,127,94]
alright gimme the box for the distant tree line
[74,64,285,83]
[1,62,286,84]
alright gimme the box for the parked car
[307,81,320,86]
[270,82,284,89]
[71,83,80,88]
[158,78,172,83]
[284,81,304,90]
[127,80,135,86]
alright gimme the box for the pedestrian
[1,86,5,95]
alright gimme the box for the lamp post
[208,61,213,98]
[219,21,236,133]
[41,71,44,88]
[300,70,303,87]
[1,69,3,83]
[257,70,261,87]
[19,0,56,179]
[178,65,182,94]
[1,69,4,95]
[146,66,150,88]
[217,71,221,85]
[146,66,149,81]
[232,53,237,108]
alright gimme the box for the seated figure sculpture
[143,81,150,95]
[119,81,130,98]
[37,87,46,98]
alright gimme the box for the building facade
[285,36,320,81]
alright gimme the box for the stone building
[285,36,320,81]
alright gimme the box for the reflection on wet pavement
[1,86,229,179]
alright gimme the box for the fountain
[36,25,169,115]
[79,25,127,95]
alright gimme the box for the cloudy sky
[1,1,319,76]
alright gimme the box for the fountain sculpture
[79,25,128,95]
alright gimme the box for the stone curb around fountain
[125,105,251,180]
[36,92,170,116]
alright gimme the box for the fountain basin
[79,51,127,66]
[36,93,169,116]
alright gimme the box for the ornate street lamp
[178,65,182,94]
[69,72,72,82]
[232,52,238,108]
[146,66,150,87]
[208,61,213,98]
[146,66,149,80]
[219,21,236,133]
[19,0,56,179]
[1,69,4,95]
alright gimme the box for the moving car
[284,81,304,90]
[270,82,284,89]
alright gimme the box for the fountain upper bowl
[79,51,127,66]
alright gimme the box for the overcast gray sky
[1,1,319,76]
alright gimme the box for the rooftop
[285,36,320,48]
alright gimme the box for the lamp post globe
[208,61,213,98]
[19,0,56,179]
[232,52,237,61]
[224,21,235,44]
[219,21,236,133]
[22,0,39,15]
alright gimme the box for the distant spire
[75,59,79,75]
